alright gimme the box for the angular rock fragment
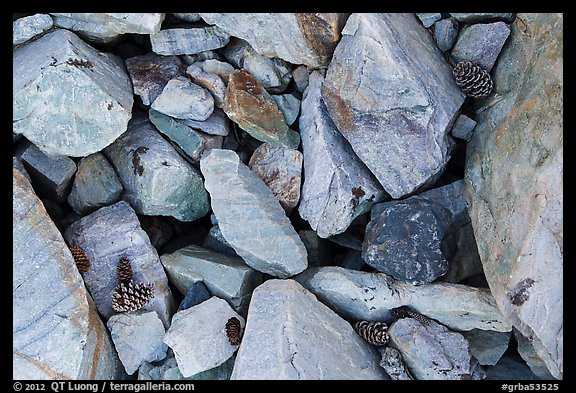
[151,76,214,121]
[231,279,387,380]
[186,64,227,108]
[486,356,540,380]
[295,266,512,332]
[450,114,477,141]
[242,47,292,93]
[13,157,31,183]
[292,65,310,94]
[161,244,263,314]
[450,13,516,23]
[379,347,413,380]
[13,169,123,379]
[177,109,231,136]
[224,69,300,149]
[164,297,244,377]
[451,22,511,71]
[201,149,308,278]
[177,282,211,312]
[322,13,465,198]
[13,29,134,157]
[150,26,230,55]
[13,14,53,46]
[434,18,459,52]
[195,59,235,85]
[461,329,511,366]
[272,94,300,126]
[416,13,442,28]
[298,230,333,267]
[107,311,168,375]
[202,226,238,257]
[172,13,201,22]
[248,143,303,213]
[103,115,210,222]
[64,201,175,326]
[67,153,123,215]
[199,13,349,67]
[514,330,556,379]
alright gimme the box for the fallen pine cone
[225,316,243,346]
[111,281,154,313]
[453,61,493,98]
[70,245,90,274]
[117,257,133,284]
[354,320,389,346]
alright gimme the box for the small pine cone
[111,282,155,313]
[354,320,389,346]
[453,61,493,98]
[117,257,133,284]
[70,245,90,274]
[225,317,243,346]
[391,306,430,325]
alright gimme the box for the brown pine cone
[354,320,389,346]
[391,306,430,325]
[117,257,133,284]
[111,282,155,313]
[225,317,243,346]
[453,61,493,98]
[70,245,90,274]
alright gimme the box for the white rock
[13,14,53,46]
[151,76,214,121]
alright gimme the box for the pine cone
[117,257,133,284]
[453,61,493,98]
[111,282,155,313]
[391,306,430,325]
[354,320,389,346]
[225,317,243,346]
[70,245,90,274]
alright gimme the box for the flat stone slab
[150,26,230,56]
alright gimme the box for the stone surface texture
[462,329,511,366]
[13,14,53,46]
[151,76,214,121]
[451,22,511,72]
[150,26,230,56]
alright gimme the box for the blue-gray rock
[64,201,175,327]
[13,157,31,183]
[242,47,292,93]
[177,282,211,312]
[177,108,231,136]
[107,311,168,375]
[186,64,227,107]
[231,279,387,380]
[450,114,477,141]
[461,329,511,366]
[199,13,349,67]
[450,13,515,23]
[18,140,76,204]
[295,266,512,332]
[322,14,465,199]
[221,38,250,68]
[416,12,442,28]
[292,65,310,94]
[248,143,303,213]
[140,350,235,380]
[160,244,263,314]
[125,54,184,106]
[150,26,230,56]
[465,13,563,379]
[13,29,133,157]
[164,297,244,377]
[195,59,235,85]
[202,226,238,257]
[338,249,366,270]
[50,13,164,43]
[514,330,555,380]
[201,149,308,278]
[440,222,484,283]
[151,76,214,121]
[13,14,53,46]
[434,18,459,52]
[172,13,201,22]
[485,356,539,380]
[67,153,123,215]
[298,230,332,267]
[103,115,210,222]
[379,347,413,380]
[389,318,473,380]
[451,22,511,72]
[299,71,385,238]
[272,93,300,126]
[13,169,123,379]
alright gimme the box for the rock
[465,13,562,379]
[103,115,210,222]
[13,29,134,157]
[379,347,413,380]
[434,18,459,52]
[389,318,473,380]
[13,169,123,379]
[177,109,231,137]
[242,47,292,93]
[150,26,230,55]
[272,94,300,126]
[292,65,310,94]
[151,76,214,121]
[298,230,332,267]
[172,13,201,22]
[221,38,250,68]
[149,109,222,162]
[450,13,516,23]
[223,69,300,149]
[13,14,53,46]
[186,64,226,108]
[13,157,31,183]
[125,54,184,106]
[183,356,235,380]
[322,13,465,198]
[140,351,235,380]
[202,226,238,257]
[299,71,385,238]
[64,201,175,327]
[416,12,442,28]
[338,250,366,270]
[485,356,539,380]
[450,114,477,141]
[67,153,123,215]
[107,311,168,375]
[18,140,76,204]
[326,228,364,251]
[177,282,211,312]
[138,216,173,250]
[160,244,263,314]
[163,297,244,377]
[363,198,452,285]
[295,266,512,332]
[440,222,484,283]
[514,330,556,379]
[195,59,235,85]
[461,329,511,366]
[451,22,511,71]
[231,279,387,380]
[50,13,164,43]
[200,149,308,278]
[199,13,349,67]
[248,143,303,213]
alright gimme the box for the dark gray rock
[450,114,477,141]
[150,26,230,55]
[379,347,413,380]
[461,329,511,366]
[172,13,201,22]
[440,222,484,283]
[202,226,238,257]
[139,350,235,380]
[485,356,539,380]
[451,22,511,72]
[338,250,366,270]
[151,76,214,121]
[177,282,211,312]
[13,14,53,46]
[450,13,515,23]
[298,230,333,267]
[272,94,300,126]
[416,13,442,28]
[138,216,173,250]
[434,18,459,52]
[322,14,465,198]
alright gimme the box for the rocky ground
[13,13,562,380]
